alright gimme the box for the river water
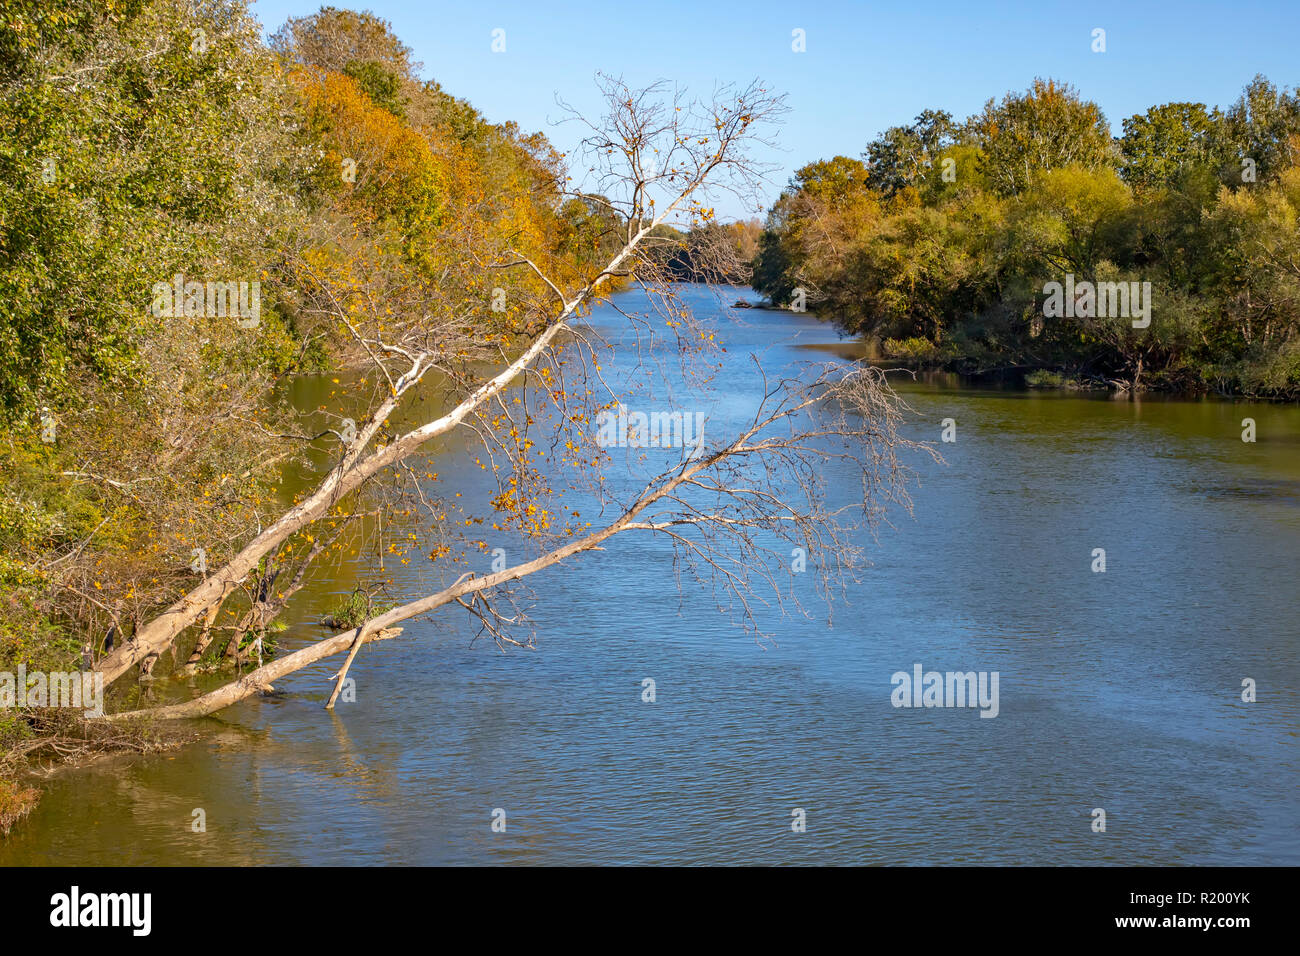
[4,285,1298,865]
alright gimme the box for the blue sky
[249,0,1300,218]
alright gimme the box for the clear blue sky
[249,0,1300,218]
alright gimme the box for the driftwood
[324,630,366,710]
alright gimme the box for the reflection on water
[4,285,1298,865]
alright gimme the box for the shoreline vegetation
[2,2,1296,835]
[750,77,1300,399]
[2,1,646,804]
[2,0,837,819]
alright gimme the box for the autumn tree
[968,79,1115,197]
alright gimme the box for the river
[3,284,1298,865]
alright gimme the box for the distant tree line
[752,76,1300,395]
[649,220,763,283]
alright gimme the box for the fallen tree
[110,361,930,719]
[93,75,778,685]
[94,74,932,720]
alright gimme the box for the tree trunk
[107,626,404,720]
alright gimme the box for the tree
[969,79,1115,196]
[752,157,880,308]
[1221,74,1300,183]
[0,0,297,418]
[0,0,326,691]
[656,219,762,283]
[1200,165,1300,392]
[269,6,418,81]
[93,74,931,724]
[864,109,956,196]
[1120,102,1224,191]
[1006,165,1134,277]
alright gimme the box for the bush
[0,778,39,836]
[883,337,941,362]
[322,589,395,630]
[1025,370,1066,388]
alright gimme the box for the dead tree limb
[107,363,932,721]
[105,626,405,721]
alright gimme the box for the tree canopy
[753,75,1300,396]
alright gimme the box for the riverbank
[0,0,631,812]
[4,291,1297,865]
[765,301,1300,400]
[751,77,1300,403]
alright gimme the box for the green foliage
[968,79,1115,197]
[323,589,394,630]
[1222,75,1300,182]
[0,440,121,553]
[342,60,406,117]
[1005,166,1133,276]
[1024,370,1066,388]
[754,76,1300,398]
[1120,102,1224,191]
[884,337,948,363]
[0,0,306,420]
[865,109,956,197]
